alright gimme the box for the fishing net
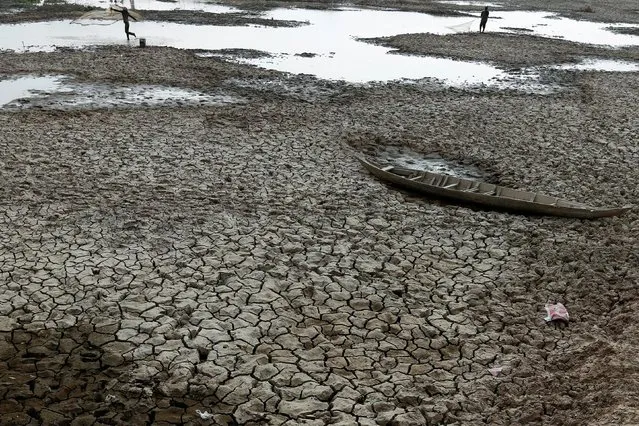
[70,5,143,25]
[109,4,143,20]
[446,19,475,33]
[70,9,117,25]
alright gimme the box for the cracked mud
[1,0,638,425]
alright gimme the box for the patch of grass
[578,5,594,13]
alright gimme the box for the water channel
[1,0,637,106]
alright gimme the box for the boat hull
[359,158,631,219]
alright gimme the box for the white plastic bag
[544,302,569,322]
[196,410,214,420]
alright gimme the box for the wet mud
[365,32,639,68]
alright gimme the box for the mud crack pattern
[1,19,638,426]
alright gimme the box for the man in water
[479,6,489,33]
[110,6,137,40]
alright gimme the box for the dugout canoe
[359,158,632,219]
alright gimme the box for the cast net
[70,5,143,25]
[446,19,475,33]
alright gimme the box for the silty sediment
[1,1,638,424]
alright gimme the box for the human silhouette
[480,6,489,33]
[111,6,137,40]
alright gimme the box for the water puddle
[0,75,242,110]
[231,51,505,85]
[486,11,639,46]
[0,7,637,85]
[555,58,639,72]
[380,146,485,179]
[0,76,67,106]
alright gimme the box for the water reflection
[0,15,506,85]
[488,11,639,45]
[555,59,639,72]
[0,76,66,106]
[380,146,485,179]
[235,50,504,84]
[0,74,242,109]
[0,6,637,84]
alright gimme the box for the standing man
[110,6,137,41]
[479,6,489,33]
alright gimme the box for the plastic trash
[489,366,504,376]
[544,302,569,323]
[196,410,214,420]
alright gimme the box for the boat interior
[385,165,586,208]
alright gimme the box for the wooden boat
[359,157,632,219]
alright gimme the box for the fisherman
[479,6,489,33]
[110,6,137,40]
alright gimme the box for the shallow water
[487,11,639,46]
[1,6,637,84]
[380,147,484,179]
[1,15,507,85]
[555,59,639,72]
[0,76,67,106]
[234,49,505,85]
[0,75,242,109]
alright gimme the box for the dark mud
[137,10,304,28]
[364,32,639,68]
[226,0,639,24]
[1,1,638,425]
[0,4,302,27]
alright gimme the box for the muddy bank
[365,32,639,68]
[0,5,304,28]
[7,0,639,25]
[224,0,639,23]
[140,10,304,27]
[0,3,91,23]
[0,46,281,87]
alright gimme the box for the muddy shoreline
[1,1,638,425]
[365,32,639,67]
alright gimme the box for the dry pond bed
[1,0,638,425]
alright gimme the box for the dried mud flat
[1,0,638,425]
